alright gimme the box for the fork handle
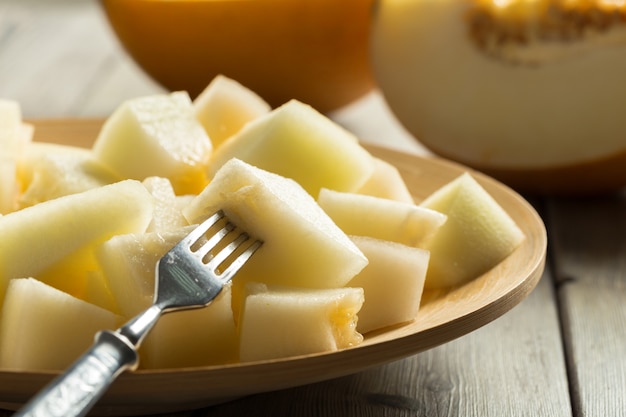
[13,330,138,417]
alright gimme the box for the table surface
[1,1,625,416]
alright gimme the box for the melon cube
[193,75,271,148]
[183,158,368,290]
[92,91,212,194]
[355,157,414,203]
[420,173,525,289]
[348,236,429,334]
[18,142,121,209]
[206,99,375,197]
[0,180,154,305]
[0,278,120,371]
[317,188,446,248]
[140,285,238,368]
[239,283,364,362]
[142,176,190,232]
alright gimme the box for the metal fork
[14,210,262,417]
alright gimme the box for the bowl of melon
[0,76,546,415]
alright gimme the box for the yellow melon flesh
[184,158,368,290]
[206,99,375,197]
[239,283,364,362]
[0,180,154,306]
[193,74,271,148]
[371,0,626,194]
[92,91,212,194]
[0,278,120,371]
[317,188,447,248]
[348,236,429,334]
[420,173,525,289]
[355,157,414,203]
[142,176,190,232]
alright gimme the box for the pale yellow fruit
[239,283,364,362]
[371,0,626,194]
[184,158,368,291]
[207,99,375,197]
[92,91,212,194]
[18,142,120,209]
[348,236,429,334]
[142,176,189,232]
[0,180,154,306]
[140,285,238,368]
[317,188,446,248]
[193,75,271,148]
[96,228,240,368]
[355,157,414,203]
[0,278,120,371]
[420,173,525,288]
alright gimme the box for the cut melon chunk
[420,173,525,289]
[348,236,429,334]
[207,99,375,197]
[140,285,238,368]
[142,176,189,232]
[0,278,120,371]
[193,75,271,148]
[239,283,364,362]
[183,158,368,290]
[18,143,120,209]
[92,91,212,194]
[355,157,414,203]
[317,188,446,248]
[0,180,154,305]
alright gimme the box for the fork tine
[219,239,263,281]
[195,221,236,260]
[206,232,250,269]
[180,210,226,247]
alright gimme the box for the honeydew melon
[142,176,190,232]
[355,157,414,203]
[18,143,121,209]
[0,278,120,371]
[183,158,369,291]
[140,285,238,368]
[206,99,375,197]
[0,180,154,306]
[317,188,447,248]
[239,283,364,362]
[193,75,271,148]
[92,91,212,195]
[348,236,429,334]
[419,173,525,289]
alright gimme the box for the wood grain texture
[547,193,626,417]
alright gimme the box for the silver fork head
[155,210,262,311]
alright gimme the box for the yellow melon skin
[370,0,626,195]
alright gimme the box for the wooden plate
[0,120,547,416]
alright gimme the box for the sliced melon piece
[355,157,414,203]
[18,143,121,209]
[193,74,271,148]
[206,99,375,197]
[140,285,238,368]
[420,173,525,289]
[239,283,364,362]
[0,180,154,305]
[348,236,429,334]
[92,91,212,194]
[142,176,189,232]
[0,278,120,371]
[183,158,368,291]
[317,188,446,247]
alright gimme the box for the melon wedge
[0,180,154,305]
[0,278,120,371]
[239,283,364,362]
[206,99,375,197]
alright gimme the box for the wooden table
[1,1,624,416]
